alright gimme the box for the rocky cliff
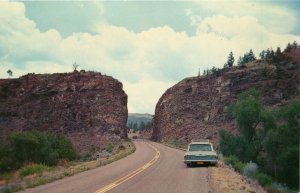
[152,48,300,147]
[0,71,128,154]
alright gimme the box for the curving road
[20,140,212,193]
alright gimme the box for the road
[20,140,212,193]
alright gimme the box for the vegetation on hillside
[203,41,299,77]
[220,89,299,190]
[127,121,152,131]
[0,131,77,173]
[127,113,153,131]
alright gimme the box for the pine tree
[275,47,283,60]
[292,41,298,49]
[259,50,266,60]
[242,53,249,64]
[237,56,243,66]
[284,42,292,53]
[265,49,271,59]
[248,49,256,62]
[224,51,235,68]
[132,122,138,130]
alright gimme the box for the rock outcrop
[152,48,300,147]
[0,71,128,154]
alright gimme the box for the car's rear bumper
[184,160,217,164]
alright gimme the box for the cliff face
[152,49,300,147]
[0,71,128,154]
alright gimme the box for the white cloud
[194,0,298,34]
[123,76,176,114]
[0,1,300,114]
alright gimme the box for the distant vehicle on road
[184,139,218,167]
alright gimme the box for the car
[184,139,218,167]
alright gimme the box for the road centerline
[93,142,160,193]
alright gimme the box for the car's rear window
[189,144,212,151]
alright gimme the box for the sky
[0,0,300,114]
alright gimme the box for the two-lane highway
[20,140,211,193]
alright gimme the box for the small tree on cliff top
[224,51,235,68]
[73,62,79,71]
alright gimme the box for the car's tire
[210,162,217,167]
[186,163,191,167]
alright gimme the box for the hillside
[127,113,153,130]
[0,71,128,154]
[152,47,300,147]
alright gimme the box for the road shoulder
[208,161,267,193]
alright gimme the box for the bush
[20,163,49,177]
[269,182,289,193]
[0,144,17,172]
[255,172,273,186]
[243,161,258,178]
[0,131,77,172]
[224,155,245,172]
[105,144,114,153]
[9,131,77,166]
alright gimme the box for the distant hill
[127,113,153,130]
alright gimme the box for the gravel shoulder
[208,161,267,193]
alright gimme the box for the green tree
[127,122,133,129]
[263,101,300,188]
[220,88,299,189]
[220,90,264,162]
[284,42,292,53]
[292,41,298,49]
[259,50,266,60]
[132,122,138,130]
[237,56,243,66]
[247,49,256,62]
[7,69,13,78]
[233,89,262,143]
[139,121,146,130]
[224,51,235,68]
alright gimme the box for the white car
[184,140,218,167]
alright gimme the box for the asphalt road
[20,140,212,193]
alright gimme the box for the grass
[20,164,49,177]
[224,155,245,172]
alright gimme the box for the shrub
[269,182,289,193]
[105,144,114,153]
[243,161,258,178]
[0,144,17,172]
[20,163,49,177]
[224,155,245,172]
[255,172,273,186]
[118,145,125,151]
[0,131,77,172]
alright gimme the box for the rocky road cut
[20,140,212,193]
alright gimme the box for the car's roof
[189,142,212,145]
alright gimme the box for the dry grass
[161,141,187,151]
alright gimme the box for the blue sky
[0,0,300,113]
